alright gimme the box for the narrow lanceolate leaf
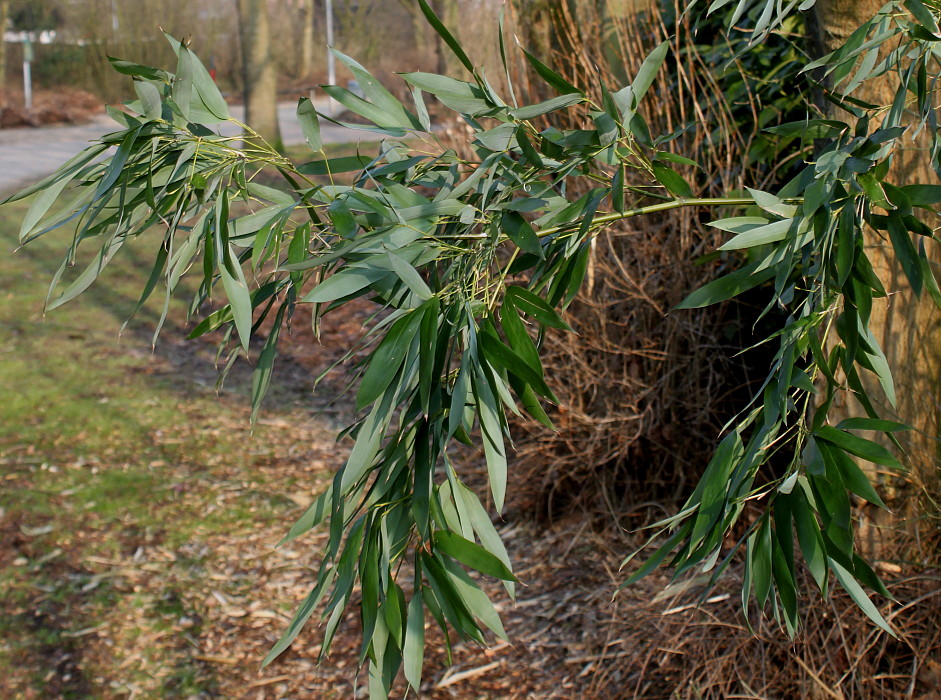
[297,97,322,152]
[403,591,425,690]
[172,43,194,119]
[718,218,793,250]
[163,33,229,120]
[20,177,71,241]
[504,286,571,329]
[651,163,693,198]
[218,252,253,353]
[134,80,162,121]
[251,302,286,424]
[814,425,903,469]
[502,212,543,257]
[262,567,337,666]
[521,49,582,95]
[417,0,474,73]
[509,94,584,120]
[614,40,669,121]
[331,49,418,129]
[818,441,886,508]
[830,559,895,636]
[675,261,777,309]
[433,530,517,581]
[302,266,390,303]
[473,368,508,512]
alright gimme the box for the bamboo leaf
[297,97,322,152]
[433,531,516,581]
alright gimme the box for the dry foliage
[491,1,778,515]
[0,87,101,128]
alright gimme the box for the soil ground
[0,172,630,699]
[0,87,102,128]
[1,147,939,700]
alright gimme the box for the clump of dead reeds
[588,566,941,699]
[496,0,793,517]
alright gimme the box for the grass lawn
[0,141,600,700]
[0,178,349,697]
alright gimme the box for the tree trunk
[0,0,8,94]
[301,0,316,80]
[813,0,941,551]
[236,0,283,151]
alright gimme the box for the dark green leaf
[433,530,516,581]
[675,261,776,309]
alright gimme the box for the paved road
[0,100,383,194]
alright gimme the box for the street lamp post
[22,37,32,111]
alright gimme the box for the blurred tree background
[0,0,504,104]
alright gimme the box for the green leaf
[108,56,169,82]
[164,33,229,120]
[718,218,793,251]
[790,488,827,591]
[262,567,337,666]
[297,97,322,151]
[690,432,740,547]
[3,143,108,205]
[302,266,391,303]
[675,261,776,309]
[752,515,773,607]
[433,531,516,581]
[279,484,334,545]
[417,0,474,73]
[504,286,570,329]
[218,246,253,353]
[521,49,581,95]
[251,302,286,424]
[172,43,193,119]
[814,425,902,469]
[403,591,425,690]
[630,40,669,108]
[321,85,407,130]
[509,94,584,120]
[819,441,886,508]
[887,215,923,295]
[473,368,508,512]
[651,163,693,198]
[298,155,373,176]
[400,72,493,115]
[899,184,941,206]
[830,559,895,635]
[20,177,71,240]
[479,332,557,403]
[134,80,162,121]
[441,558,508,640]
[836,418,909,432]
[331,49,417,128]
[357,308,422,408]
[614,40,669,121]
[502,212,543,257]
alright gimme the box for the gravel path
[0,100,383,193]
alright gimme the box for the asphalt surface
[0,100,383,194]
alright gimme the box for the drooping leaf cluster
[6,0,941,696]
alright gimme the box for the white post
[325,0,335,116]
[22,39,32,111]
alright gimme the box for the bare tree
[236,0,282,150]
[0,0,8,91]
[301,0,315,79]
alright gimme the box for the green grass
[0,177,337,696]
